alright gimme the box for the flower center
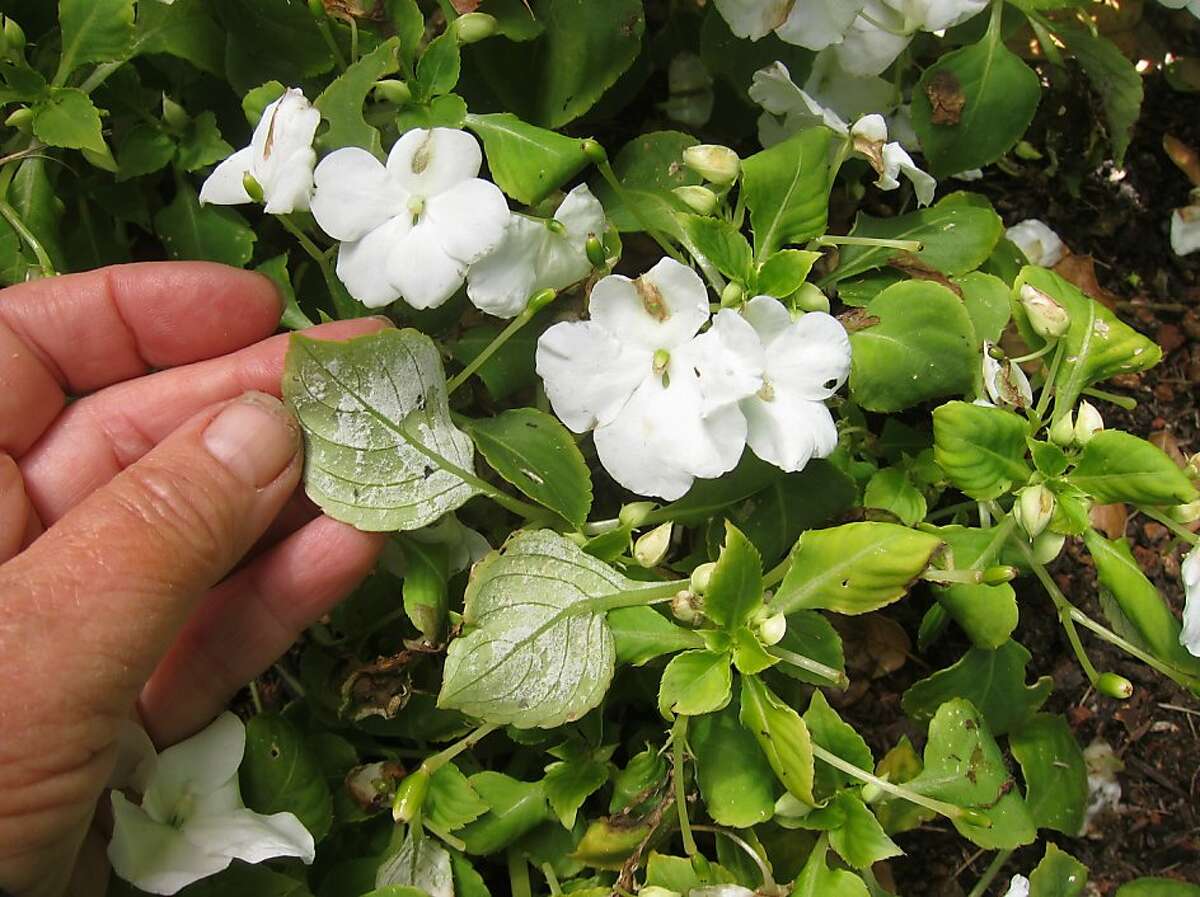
[407,195,426,225]
[636,277,669,322]
[545,219,566,236]
[757,379,775,402]
[167,789,196,829]
[652,348,671,376]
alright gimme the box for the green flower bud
[581,138,607,165]
[671,589,702,625]
[720,281,744,308]
[618,501,655,528]
[691,853,712,879]
[672,185,718,216]
[634,522,673,568]
[1019,284,1071,340]
[242,172,265,204]
[682,144,740,185]
[794,282,830,314]
[1096,672,1133,700]
[860,779,885,804]
[308,0,327,18]
[453,12,498,44]
[757,613,787,647]
[4,106,32,133]
[982,565,1017,585]
[690,562,716,595]
[1016,484,1055,540]
[525,287,557,314]
[1049,411,1075,447]
[640,889,682,897]
[1032,530,1066,565]
[959,808,992,828]
[1074,401,1104,445]
[161,94,190,132]
[1168,499,1200,524]
[3,17,26,55]
[391,768,430,822]
[585,234,606,269]
[373,79,413,105]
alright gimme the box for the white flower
[1171,203,1200,256]
[1181,544,1200,657]
[713,0,868,50]
[467,185,604,318]
[1159,0,1200,17]
[310,128,510,309]
[732,296,850,471]
[982,341,1033,409]
[200,88,320,214]
[108,713,315,896]
[1001,875,1031,897]
[805,50,898,132]
[835,0,988,76]
[1006,219,1067,267]
[536,259,757,500]
[852,114,937,206]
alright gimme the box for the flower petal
[749,62,849,135]
[141,712,245,825]
[589,257,710,351]
[742,293,794,345]
[681,309,764,411]
[262,146,318,214]
[198,147,254,206]
[335,215,411,308]
[109,792,232,896]
[388,127,483,198]
[424,177,511,264]
[1180,545,1200,657]
[252,89,320,212]
[742,392,839,473]
[776,0,866,50]
[1172,206,1200,257]
[311,147,406,242]
[1005,219,1066,267]
[388,223,469,310]
[712,0,792,40]
[556,184,607,243]
[835,3,913,77]
[466,215,542,318]
[915,0,990,32]
[536,320,649,432]
[765,310,852,401]
[183,809,316,867]
[878,142,936,207]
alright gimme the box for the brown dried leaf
[451,0,481,11]
[924,70,966,126]
[1164,134,1200,187]
[889,254,964,296]
[1089,502,1129,540]
[1051,253,1121,310]
[1149,431,1188,468]
[838,308,881,332]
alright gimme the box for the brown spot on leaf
[838,308,881,332]
[889,254,962,296]
[925,70,966,126]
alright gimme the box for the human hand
[0,263,389,897]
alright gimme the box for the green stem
[921,568,984,585]
[966,850,1013,897]
[278,213,352,315]
[592,580,689,615]
[926,501,979,523]
[421,723,499,775]
[762,556,790,590]
[248,680,264,714]
[541,863,563,897]
[1067,605,1199,687]
[1009,341,1055,365]
[671,716,698,856]
[425,820,467,852]
[80,60,124,94]
[272,660,308,698]
[595,156,686,266]
[1035,339,1065,420]
[813,235,922,252]
[768,645,848,688]
[317,19,348,71]
[1080,386,1137,411]
[1138,508,1200,545]
[0,195,54,277]
[447,295,550,395]
[810,743,985,826]
[508,849,532,897]
[691,826,776,892]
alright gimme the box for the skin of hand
[0,263,391,897]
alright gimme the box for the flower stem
[420,723,499,776]
[317,19,348,71]
[278,213,363,319]
[671,716,698,856]
[541,863,563,897]
[447,291,555,395]
[1009,341,1055,365]
[508,849,532,897]
[762,556,790,590]
[1067,605,1199,688]
[1080,386,1137,411]
[966,850,1013,897]
[691,826,777,892]
[0,195,54,277]
[1035,339,1065,421]
[813,235,922,252]
[767,645,848,688]
[810,743,985,826]
[594,156,687,266]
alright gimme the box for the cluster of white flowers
[535,258,851,500]
[201,90,605,315]
[751,62,936,205]
[714,0,987,75]
[108,713,315,895]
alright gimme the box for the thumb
[1,391,303,728]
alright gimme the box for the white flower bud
[794,282,830,314]
[618,501,655,528]
[690,562,716,595]
[671,589,702,625]
[672,185,719,216]
[1049,411,1075,447]
[1168,499,1200,524]
[634,522,673,568]
[1019,284,1071,340]
[453,12,498,44]
[1032,530,1066,565]
[1016,484,1055,540]
[1074,401,1104,445]
[682,144,740,184]
[757,613,787,646]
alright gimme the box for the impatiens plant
[3,1,1199,896]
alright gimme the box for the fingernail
[203,392,300,487]
[370,315,395,327]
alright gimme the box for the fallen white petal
[1170,206,1200,256]
[1006,218,1067,267]
[1181,544,1200,657]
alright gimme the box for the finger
[0,454,35,563]
[0,263,282,458]
[20,317,387,525]
[140,517,385,744]
[0,392,303,732]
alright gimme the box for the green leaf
[873,736,935,835]
[213,0,335,94]
[415,32,461,100]
[644,852,739,892]
[864,467,927,526]
[772,522,943,616]
[58,0,135,76]
[705,522,764,630]
[315,38,401,156]
[928,525,1020,649]
[1069,431,1198,506]
[155,181,256,267]
[32,89,112,162]
[957,271,1012,345]
[282,329,480,531]
[740,675,815,805]
[828,201,1004,285]
[256,254,315,331]
[1013,266,1161,413]
[241,714,333,842]
[426,763,489,832]
[9,158,65,274]
[651,452,783,526]
[1055,24,1142,166]
[132,0,225,76]
[902,640,1052,736]
[463,408,593,527]
[791,838,869,897]
[1116,880,1200,897]
[465,112,592,205]
[1010,714,1087,837]
[730,627,777,675]
[755,249,822,298]
[376,828,453,894]
[911,27,1041,176]
[116,124,176,182]
[774,611,846,687]
[610,746,667,813]
[658,649,732,718]
[1029,842,1088,897]
[458,773,552,855]
[933,401,1032,500]
[543,751,610,828]
[176,112,234,173]
[742,127,833,260]
[440,530,656,728]
[804,690,873,801]
[848,281,978,412]
[610,606,704,666]
[680,214,753,284]
[1083,529,1200,681]
[469,0,645,128]
[397,535,449,644]
[827,793,902,870]
[592,130,700,234]
[690,700,777,828]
